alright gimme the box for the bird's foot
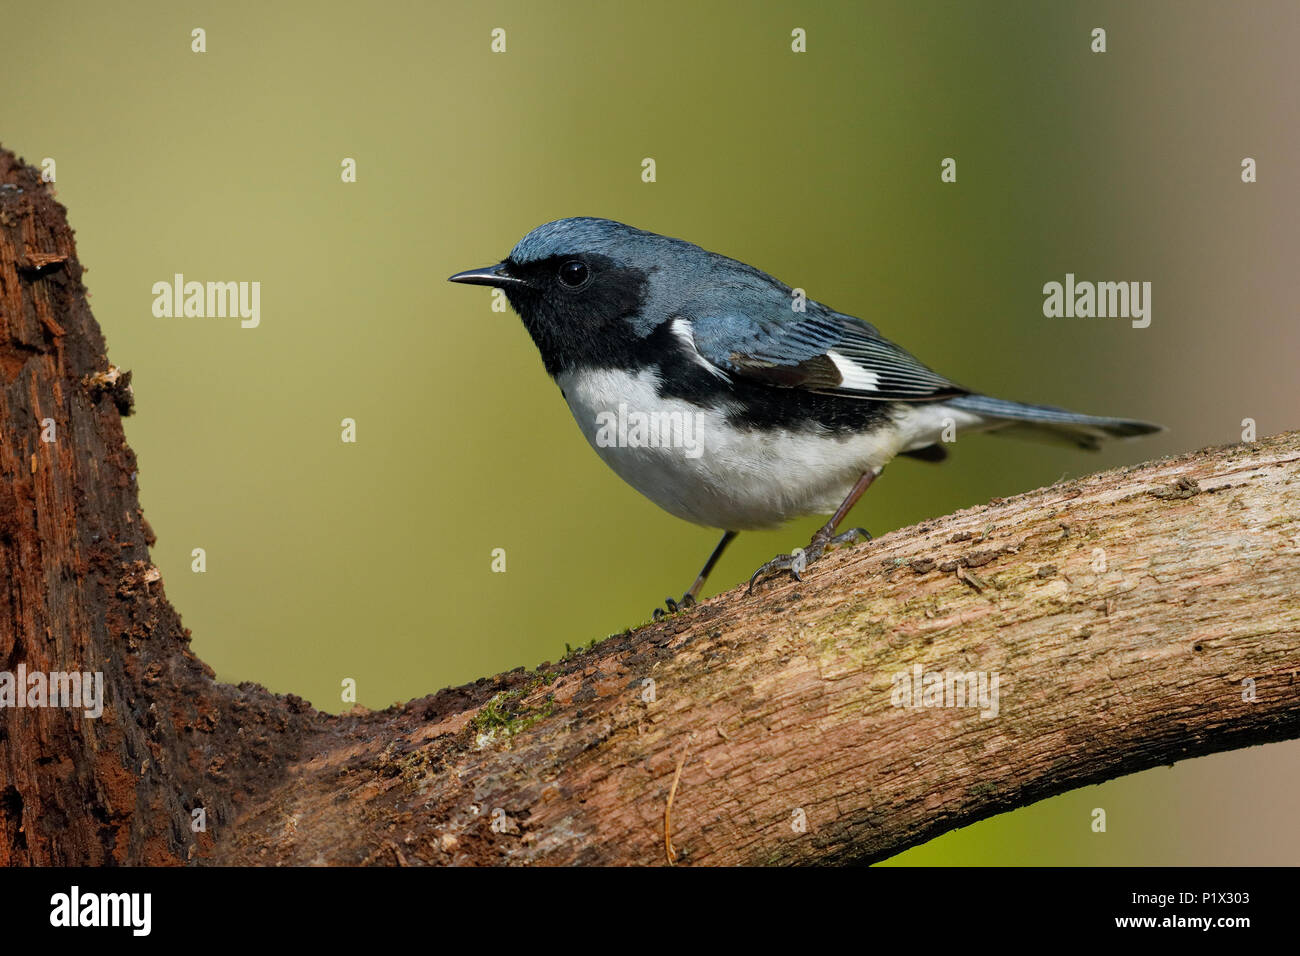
[652,593,697,620]
[747,527,871,594]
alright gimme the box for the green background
[4,0,1297,864]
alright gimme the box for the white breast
[554,367,967,531]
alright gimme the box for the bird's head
[448,217,720,375]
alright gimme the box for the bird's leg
[748,468,880,594]
[653,530,737,619]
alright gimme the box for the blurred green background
[4,0,1297,864]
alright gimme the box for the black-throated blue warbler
[450,218,1161,613]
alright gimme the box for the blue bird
[450,218,1161,614]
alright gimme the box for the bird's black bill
[447,262,528,288]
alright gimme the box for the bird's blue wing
[687,305,966,402]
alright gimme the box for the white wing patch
[826,350,880,392]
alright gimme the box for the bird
[450,218,1162,615]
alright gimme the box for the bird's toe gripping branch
[747,526,872,594]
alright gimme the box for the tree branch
[2,146,1297,866]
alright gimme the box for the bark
[1,146,1297,867]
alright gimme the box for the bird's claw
[747,546,817,593]
[652,593,696,620]
[747,527,872,594]
[831,527,872,548]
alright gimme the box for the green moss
[560,637,602,661]
[470,676,557,742]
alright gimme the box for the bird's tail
[946,393,1163,451]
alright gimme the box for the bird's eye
[558,259,590,289]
